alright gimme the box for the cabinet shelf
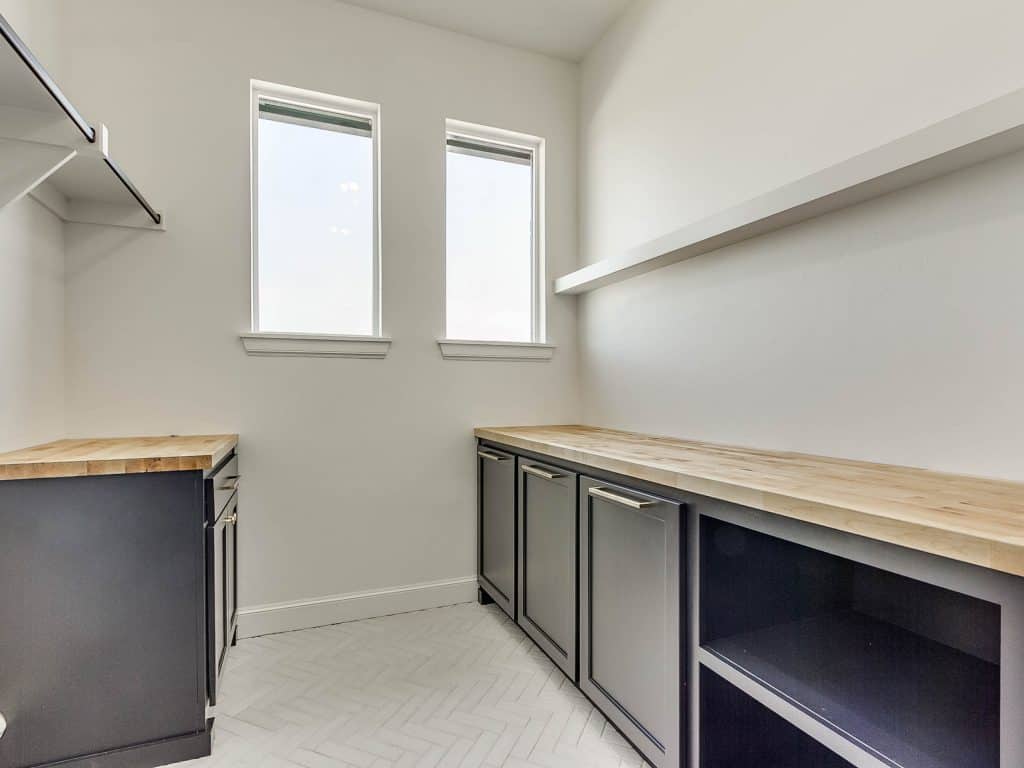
[702,609,998,768]
[0,12,163,229]
[700,515,1002,768]
[555,87,1024,295]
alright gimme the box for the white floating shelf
[555,87,1024,295]
[0,12,164,230]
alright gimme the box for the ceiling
[338,0,632,61]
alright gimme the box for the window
[444,121,543,345]
[250,81,380,338]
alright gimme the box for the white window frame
[439,119,552,361]
[243,79,388,358]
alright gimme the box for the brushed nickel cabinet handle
[218,476,240,491]
[588,486,656,509]
[477,450,510,462]
[225,513,238,525]
[522,464,564,481]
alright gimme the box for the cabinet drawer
[206,453,238,524]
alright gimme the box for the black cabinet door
[579,476,684,768]
[207,492,237,705]
[477,444,516,618]
[517,459,578,679]
[226,500,238,647]
[0,472,207,768]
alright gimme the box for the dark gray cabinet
[0,450,240,768]
[477,444,516,618]
[476,437,1024,768]
[517,459,578,679]
[475,442,686,768]
[0,471,212,768]
[579,476,683,768]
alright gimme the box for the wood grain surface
[475,425,1024,577]
[0,434,238,480]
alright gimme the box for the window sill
[437,339,555,361]
[240,332,391,358]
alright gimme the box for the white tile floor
[174,602,649,768]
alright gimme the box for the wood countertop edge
[0,434,239,481]
[206,435,239,469]
[475,426,1024,578]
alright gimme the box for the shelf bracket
[0,137,76,211]
[0,116,164,230]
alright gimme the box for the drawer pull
[225,513,238,525]
[522,464,564,481]
[589,486,655,509]
[218,475,240,492]
[478,450,510,462]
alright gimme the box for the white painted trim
[237,576,477,638]
[437,338,555,361]
[250,80,383,336]
[240,332,391,358]
[442,118,546,344]
[556,86,1024,295]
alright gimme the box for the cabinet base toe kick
[22,722,214,768]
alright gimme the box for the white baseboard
[237,576,478,638]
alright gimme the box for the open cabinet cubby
[701,666,854,768]
[699,516,1000,768]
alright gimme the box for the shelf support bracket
[0,136,76,211]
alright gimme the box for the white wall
[578,0,1024,481]
[54,0,579,630]
[0,201,65,452]
[0,0,65,452]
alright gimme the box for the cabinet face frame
[517,458,578,680]
[477,442,517,619]
[579,475,684,768]
[692,497,1024,768]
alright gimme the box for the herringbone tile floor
[172,602,649,768]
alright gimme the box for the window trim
[441,118,546,347]
[249,79,383,338]
[240,331,392,358]
[436,339,554,362]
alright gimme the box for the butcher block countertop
[475,425,1024,578]
[0,435,238,481]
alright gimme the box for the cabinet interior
[699,516,1000,768]
[700,667,854,768]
